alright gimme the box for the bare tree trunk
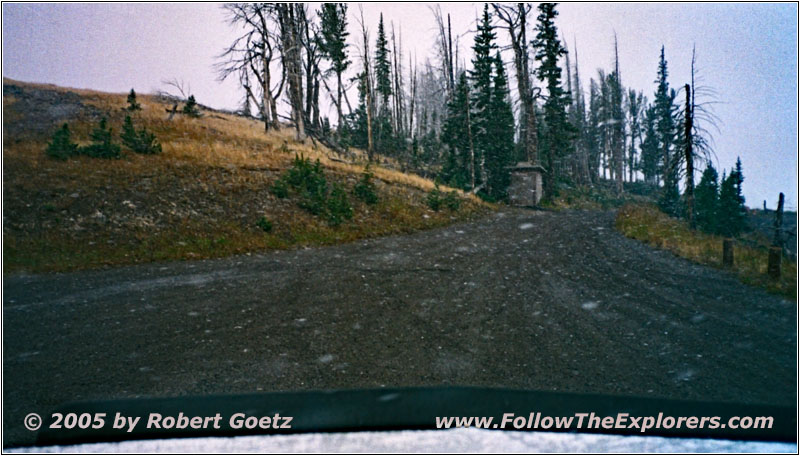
[278,4,306,141]
[684,83,695,227]
[466,96,475,190]
[336,72,344,127]
[357,7,374,160]
[493,3,538,165]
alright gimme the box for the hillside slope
[3,79,489,273]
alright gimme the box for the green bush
[282,156,329,215]
[45,123,78,160]
[183,95,201,118]
[126,89,142,111]
[273,155,354,226]
[80,118,121,159]
[256,216,273,233]
[326,184,353,226]
[353,168,379,205]
[426,184,443,211]
[444,191,461,211]
[270,178,289,198]
[121,116,161,154]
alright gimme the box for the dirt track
[3,209,796,447]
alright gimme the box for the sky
[2,2,797,209]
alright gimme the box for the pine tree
[485,53,516,200]
[718,158,747,236]
[654,47,679,215]
[533,2,573,195]
[374,14,392,106]
[694,161,719,234]
[441,72,471,188]
[46,123,78,160]
[468,4,498,192]
[127,89,141,111]
[121,115,162,155]
[82,118,121,158]
[319,3,350,126]
[182,95,200,118]
[639,105,660,185]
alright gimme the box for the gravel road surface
[4,209,796,447]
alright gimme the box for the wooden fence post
[768,192,785,279]
[723,239,734,268]
[768,247,782,279]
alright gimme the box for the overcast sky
[3,2,797,209]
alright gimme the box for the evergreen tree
[374,14,392,106]
[654,47,679,215]
[183,95,200,117]
[127,89,141,111]
[717,158,747,236]
[694,161,719,233]
[46,123,78,160]
[639,105,661,185]
[441,72,471,188]
[82,118,121,158]
[468,4,498,191]
[319,3,350,126]
[485,53,516,200]
[121,115,162,155]
[532,2,573,195]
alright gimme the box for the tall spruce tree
[532,2,573,196]
[441,72,471,188]
[374,14,392,106]
[639,104,661,185]
[654,47,680,215]
[319,3,350,127]
[468,4,497,192]
[485,53,516,200]
[694,161,719,234]
[718,159,747,236]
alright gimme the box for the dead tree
[684,83,695,227]
[356,6,375,160]
[297,4,322,132]
[217,3,283,132]
[276,3,306,141]
[492,3,539,165]
[431,6,456,100]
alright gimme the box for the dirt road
[4,209,796,447]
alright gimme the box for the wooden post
[768,247,782,279]
[773,192,785,246]
[722,239,734,268]
[768,192,785,279]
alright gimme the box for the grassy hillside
[3,79,490,273]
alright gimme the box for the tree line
[216,2,747,231]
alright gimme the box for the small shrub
[121,116,161,154]
[353,168,378,205]
[80,118,121,159]
[270,178,289,198]
[126,89,141,111]
[444,191,461,211]
[45,123,78,160]
[282,156,329,215]
[256,216,273,233]
[426,184,443,211]
[182,95,201,118]
[326,183,353,226]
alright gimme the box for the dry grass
[616,204,796,299]
[3,79,491,273]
